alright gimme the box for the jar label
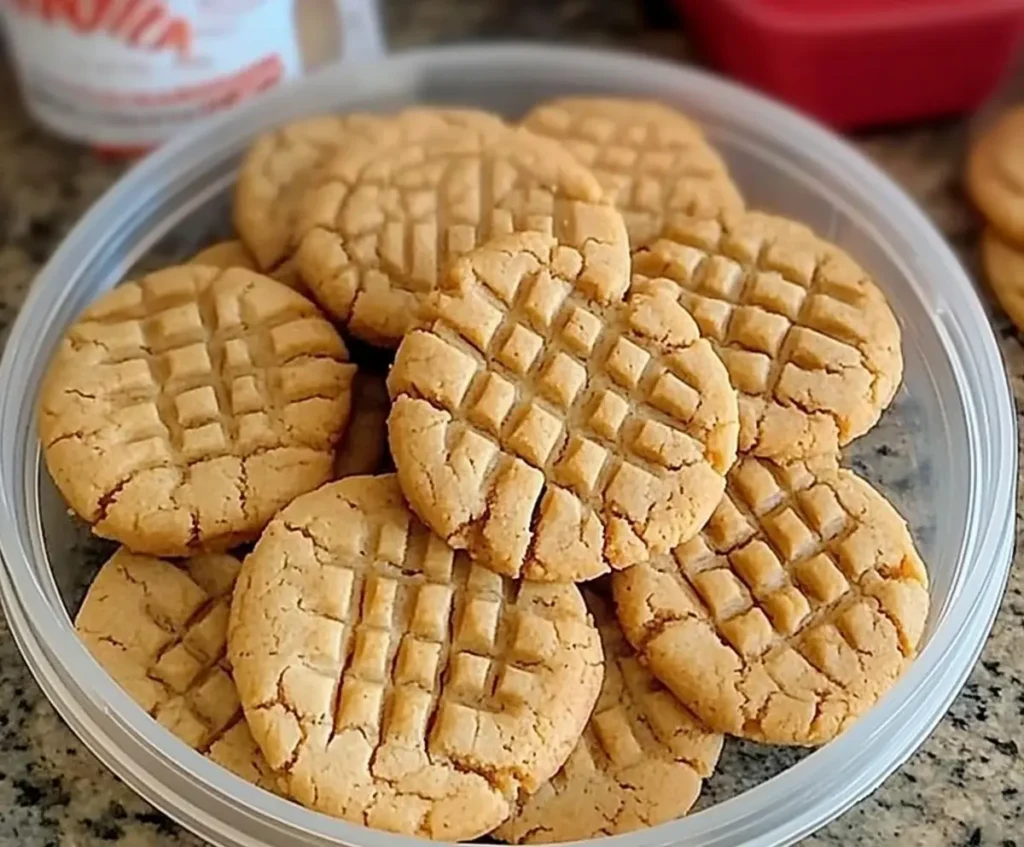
[0,0,384,147]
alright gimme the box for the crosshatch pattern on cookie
[264,519,566,755]
[235,109,509,273]
[69,268,346,464]
[496,594,722,843]
[388,232,737,582]
[228,476,602,840]
[294,124,629,345]
[521,98,744,247]
[631,213,902,462]
[74,550,278,789]
[612,457,929,746]
[39,265,354,551]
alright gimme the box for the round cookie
[334,370,391,479]
[632,212,903,462]
[387,232,739,582]
[294,121,629,346]
[981,227,1024,331]
[495,593,722,843]
[234,108,507,275]
[75,548,278,791]
[612,455,930,745]
[967,107,1024,244]
[39,265,355,556]
[521,97,744,247]
[227,474,603,840]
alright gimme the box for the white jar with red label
[0,0,385,150]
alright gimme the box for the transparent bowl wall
[0,45,1015,847]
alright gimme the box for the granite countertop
[0,2,1022,845]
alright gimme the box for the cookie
[334,370,391,478]
[612,455,929,745]
[234,109,507,275]
[294,121,630,346]
[39,265,355,556]
[75,548,278,791]
[632,212,902,462]
[967,107,1024,244]
[189,240,258,271]
[494,593,722,843]
[521,97,744,247]
[227,474,603,840]
[189,240,304,290]
[981,227,1024,330]
[387,232,738,582]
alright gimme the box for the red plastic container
[676,0,1024,129]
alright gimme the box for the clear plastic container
[0,44,1015,847]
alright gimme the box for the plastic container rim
[0,43,1016,847]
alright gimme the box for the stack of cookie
[968,108,1024,330]
[41,97,929,842]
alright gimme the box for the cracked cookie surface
[75,548,279,791]
[612,456,929,745]
[293,120,629,346]
[967,107,1024,244]
[387,231,738,582]
[495,593,721,843]
[521,97,744,247]
[632,212,903,462]
[334,370,391,479]
[39,265,355,556]
[227,474,603,841]
[235,109,507,285]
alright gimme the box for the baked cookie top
[387,231,738,582]
[234,108,506,274]
[75,548,278,791]
[521,96,744,247]
[612,456,929,745]
[632,212,903,462]
[495,593,722,843]
[39,265,354,556]
[293,121,630,346]
[967,107,1024,244]
[227,474,603,841]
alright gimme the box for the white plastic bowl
[0,44,1015,847]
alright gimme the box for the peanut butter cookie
[227,475,603,840]
[967,107,1024,244]
[495,593,722,843]
[387,232,738,582]
[75,548,278,790]
[613,456,929,745]
[234,109,506,277]
[632,212,902,462]
[39,266,355,556]
[294,121,629,346]
[521,97,744,247]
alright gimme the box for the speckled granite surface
[0,2,1022,845]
